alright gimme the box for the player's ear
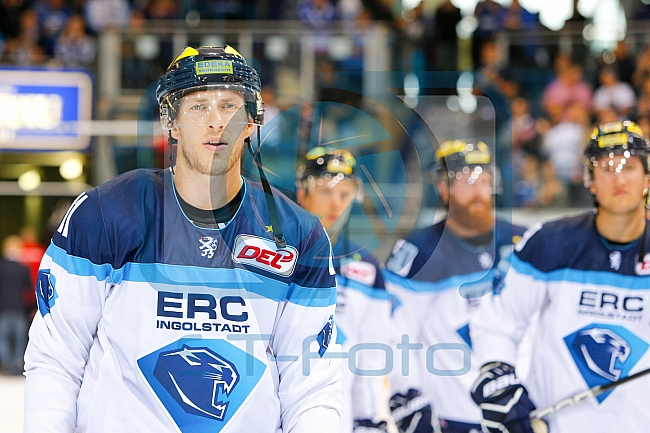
[170,120,181,141]
[296,188,306,206]
[588,174,597,195]
[438,179,450,205]
[243,122,255,139]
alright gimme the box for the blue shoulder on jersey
[50,168,335,298]
[514,211,650,280]
[388,219,525,283]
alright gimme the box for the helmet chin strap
[639,189,650,263]
[247,129,286,248]
[168,131,178,174]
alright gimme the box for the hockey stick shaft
[529,366,650,419]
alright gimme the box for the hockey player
[470,120,650,433]
[24,46,343,432]
[384,140,526,433]
[296,147,392,433]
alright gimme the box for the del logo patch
[635,253,650,275]
[339,260,377,286]
[138,338,265,433]
[564,323,648,403]
[232,234,298,276]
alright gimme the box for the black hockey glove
[389,388,434,433]
[471,362,542,433]
[353,419,389,432]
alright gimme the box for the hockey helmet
[436,140,497,188]
[584,120,650,176]
[296,147,364,199]
[156,45,264,129]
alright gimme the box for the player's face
[298,178,357,231]
[590,154,649,215]
[171,89,254,177]
[446,170,494,232]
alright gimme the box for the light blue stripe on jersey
[46,242,336,307]
[382,268,493,293]
[335,275,392,300]
[46,242,113,280]
[510,254,650,290]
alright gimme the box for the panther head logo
[574,328,630,382]
[36,269,57,315]
[153,345,239,420]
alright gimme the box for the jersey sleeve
[273,224,343,433]
[471,223,549,368]
[337,257,392,422]
[383,238,430,395]
[24,191,113,432]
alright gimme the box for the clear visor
[444,165,500,193]
[165,86,258,129]
[589,151,647,176]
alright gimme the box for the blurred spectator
[604,41,636,86]
[261,85,281,124]
[514,150,562,208]
[592,66,636,119]
[84,0,131,33]
[476,38,518,99]
[511,96,563,208]
[472,0,507,69]
[17,226,44,313]
[595,105,622,125]
[503,0,541,67]
[514,151,542,208]
[258,85,283,151]
[298,0,337,54]
[4,8,46,66]
[542,101,591,206]
[542,61,592,124]
[144,0,179,20]
[637,77,650,120]
[0,235,32,376]
[433,0,461,71]
[54,13,95,68]
[180,0,256,20]
[338,0,361,21]
[34,0,71,55]
[633,45,650,92]
[0,0,29,41]
[298,0,336,26]
[400,3,433,73]
[511,96,538,153]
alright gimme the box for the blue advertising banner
[0,69,93,151]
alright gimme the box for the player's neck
[173,166,242,210]
[595,206,646,243]
[445,215,493,239]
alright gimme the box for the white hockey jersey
[24,168,343,433]
[332,238,392,432]
[472,212,650,433]
[384,219,525,428]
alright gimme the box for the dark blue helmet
[584,120,649,171]
[157,45,264,128]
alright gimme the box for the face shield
[583,121,650,188]
[437,141,501,194]
[161,85,262,131]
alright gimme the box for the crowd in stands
[3,0,650,209]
